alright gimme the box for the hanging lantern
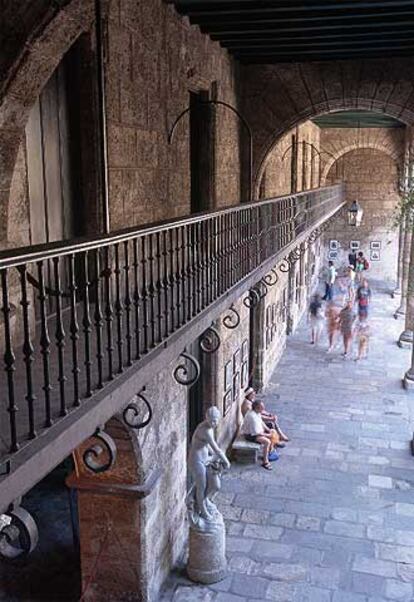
[348,200,363,227]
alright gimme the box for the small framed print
[242,339,249,362]
[370,250,380,261]
[233,348,241,372]
[223,389,232,415]
[224,360,232,391]
[329,240,339,250]
[328,250,338,260]
[241,361,248,388]
[233,372,241,403]
[350,240,360,250]
[370,241,381,250]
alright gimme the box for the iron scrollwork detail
[262,269,279,286]
[199,326,221,354]
[222,305,240,329]
[82,428,117,474]
[123,390,153,430]
[173,352,201,386]
[0,506,39,560]
[279,258,291,273]
[243,287,261,308]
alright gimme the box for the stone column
[398,220,414,347]
[392,221,405,297]
[394,217,412,318]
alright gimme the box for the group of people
[239,250,373,472]
[240,387,289,471]
[309,253,372,360]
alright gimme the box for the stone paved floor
[161,287,414,602]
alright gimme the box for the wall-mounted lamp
[348,200,363,227]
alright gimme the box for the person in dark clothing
[356,278,372,319]
[348,250,357,269]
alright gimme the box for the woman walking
[338,300,356,358]
[308,293,324,345]
[326,301,340,353]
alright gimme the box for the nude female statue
[188,406,231,524]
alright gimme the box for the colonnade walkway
[162,285,414,602]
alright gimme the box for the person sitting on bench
[241,387,289,442]
[241,400,278,470]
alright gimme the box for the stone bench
[231,431,261,464]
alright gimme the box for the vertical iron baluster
[217,215,223,296]
[132,239,141,360]
[124,241,132,367]
[68,254,80,406]
[114,243,124,373]
[141,237,149,354]
[180,226,187,325]
[148,234,156,347]
[212,216,219,300]
[82,252,92,396]
[155,231,163,343]
[94,249,104,389]
[195,221,203,313]
[37,260,53,425]
[186,225,193,320]
[163,230,170,337]
[52,257,67,414]
[103,246,114,380]
[200,220,207,309]
[171,228,179,331]
[1,269,19,451]
[18,265,36,438]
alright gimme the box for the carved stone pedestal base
[398,330,413,348]
[187,524,227,584]
[403,370,414,390]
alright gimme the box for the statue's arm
[205,431,230,468]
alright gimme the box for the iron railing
[0,184,344,475]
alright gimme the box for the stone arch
[68,416,154,602]
[241,58,414,196]
[320,141,404,186]
[0,0,111,246]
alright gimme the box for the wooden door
[26,49,80,246]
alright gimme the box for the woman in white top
[241,400,276,470]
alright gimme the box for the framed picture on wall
[242,339,249,362]
[329,240,339,250]
[233,372,241,403]
[224,360,232,391]
[370,241,381,250]
[328,250,338,260]
[370,250,380,261]
[223,389,232,416]
[241,361,248,388]
[350,240,360,250]
[233,348,241,372]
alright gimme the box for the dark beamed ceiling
[171,0,414,63]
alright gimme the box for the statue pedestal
[187,523,227,584]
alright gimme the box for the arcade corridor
[162,284,414,602]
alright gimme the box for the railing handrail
[0,184,344,269]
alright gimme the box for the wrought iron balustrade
[0,184,344,478]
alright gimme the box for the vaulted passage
[161,286,414,601]
[2,1,414,601]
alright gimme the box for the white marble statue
[187,406,231,531]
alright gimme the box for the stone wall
[260,121,321,198]
[106,0,242,229]
[325,147,401,282]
